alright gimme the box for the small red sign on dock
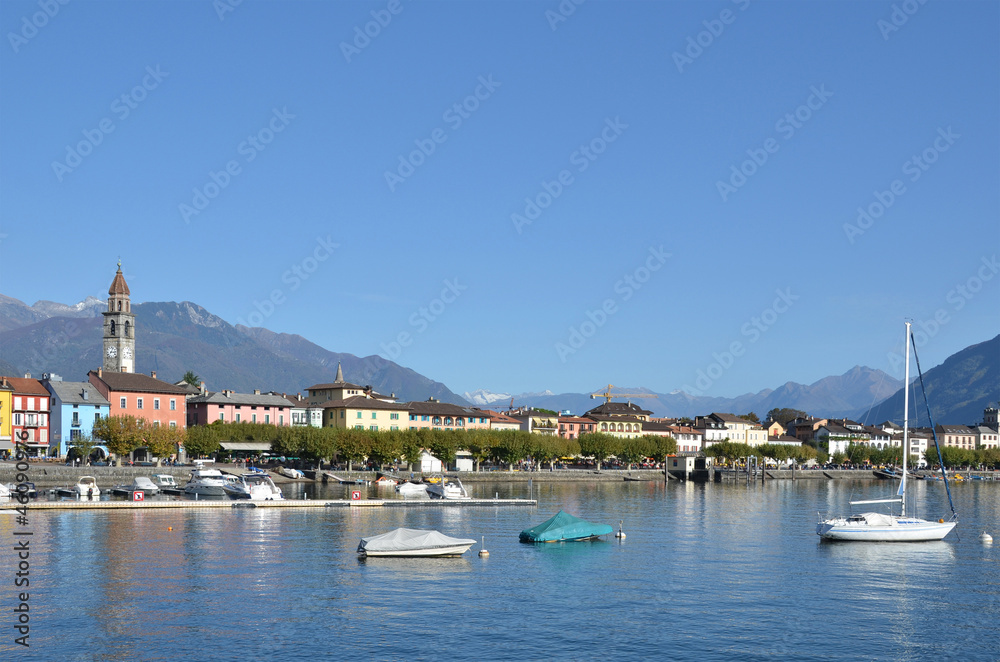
[351,490,361,500]
[133,491,144,502]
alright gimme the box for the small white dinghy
[357,528,476,558]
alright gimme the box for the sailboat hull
[817,514,956,542]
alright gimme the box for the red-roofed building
[2,375,51,457]
[88,369,188,430]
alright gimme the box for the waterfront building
[272,392,323,427]
[973,426,999,450]
[506,408,559,435]
[815,423,869,456]
[863,425,892,450]
[477,409,521,432]
[42,375,110,459]
[580,401,652,439]
[764,420,786,437]
[557,415,596,440]
[786,416,828,442]
[319,396,409,431]
[102,262,137,374]
[983,403,999,430]
[2,375,51,457]
[0,379,12,453]
[935,424,976,450]
[187,389,292,426]
[305,363,387,405]
[88,369,188,429]
[641,421,703,452]
[695,412,766,446]
[405,398,490,431]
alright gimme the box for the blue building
[42,376,110,459]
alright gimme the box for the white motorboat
[74,476,101,498]
[357,528,477,557]
[131,476,159,495]
[426,477,470,500]
[817,322,958,542]
[152,474,179,490]
[223,472,284,501]
[279,467,304,479]
[183,462,229,497]
[396,481,429,496]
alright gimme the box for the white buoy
[615,520,626,540]
[479,536,489,557]
[980,531,993,544]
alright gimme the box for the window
[219,412,225,421]
[409,414,416,421]
[72,413,80,426]
[279,416,283,425]
[252,414,257,423]
[457,419,464,427]
[370,425,378,431]
[391,413,399,420]
[433,417,442,425]
[445,417,453,426]
[153,421,160,428]
[14,414,20,426]
[422,415,429,422]
[371,412,377,419]
[137,398,143,410]
[170,399,176,411]
[95,413,101,423]
[236,413,241,422]
[110,320,116,336]
[340,411,345,419]
[354,425,363,430]
[169,421,176,429]
[154,399,160,410]
[391,425,398,431]
[125,321,130,337]
[356,412,362,419]
[265,414,270,424]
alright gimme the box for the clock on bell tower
[102,261,136,373]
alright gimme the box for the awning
[219,442,272,451]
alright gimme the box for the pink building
[558,416,596,439]
[187,390,292,426]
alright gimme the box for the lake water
[3,478,999,661]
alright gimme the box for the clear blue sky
[1,0,997,399]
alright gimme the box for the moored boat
[817,322,957,542]
[396,481,429,496]
[74,476,101,498]
[426,477,470,500]
[520,510,613,543]
[183,462,228,497]
[357,528,477,557]
[223,472,284,501]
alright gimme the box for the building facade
[2,376,51,457]
[187,390,292,426]
[42,376,111,458]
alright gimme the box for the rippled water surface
[3,478,999,661]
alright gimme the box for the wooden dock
[1,498,537,511]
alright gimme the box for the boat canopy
[357,528,476,554]
[519,510,613,543]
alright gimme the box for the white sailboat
[817,321,957,542]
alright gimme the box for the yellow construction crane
[589,384,657,405]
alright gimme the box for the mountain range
[0,295,465,403]
[1,293,995,425]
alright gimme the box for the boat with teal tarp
[519,510,613,543]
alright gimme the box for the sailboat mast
[899,321,911,515]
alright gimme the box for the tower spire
[335,362,344,383]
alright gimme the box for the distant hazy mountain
[506,368,902,419]
[0,296,468,403]
[462,388,555,406]
[859,334,999,426]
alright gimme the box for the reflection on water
[2,479,998,661]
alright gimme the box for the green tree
[369,430,404,471]
[184,422,223,458]
[845,442,869,466]
[141,424,185,466]
[491,430,531,470]
[646,434,677,468]
[578,432,619,471]
[92,415,143,465]
[66,433,99,464]
[337,427,370,470]
[740,412,760,424]
[181,371,201,387]
[618,435,655,470]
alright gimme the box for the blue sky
[1,0,997,399]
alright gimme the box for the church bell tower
[103,261,136,373]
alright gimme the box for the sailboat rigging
[816,321,958,542]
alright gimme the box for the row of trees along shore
[183,422,680,471]
[82,416,1000,470]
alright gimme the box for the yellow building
[321,396,409,432]
[0,380,12,453]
